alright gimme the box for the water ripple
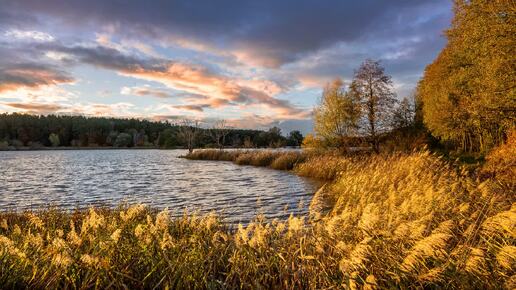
[0,149,319,224]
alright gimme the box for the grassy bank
[185,149,308,171]
[185,149,353,179]
[1,151,514,288]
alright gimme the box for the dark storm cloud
[0,0,451,67]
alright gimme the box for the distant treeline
[0,113,304,149]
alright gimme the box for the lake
[0,149,319,224]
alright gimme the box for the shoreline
[0,146,302,152]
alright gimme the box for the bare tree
[349,59,396,153]
[211,119,230,150]
[177,119,200,153]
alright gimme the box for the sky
[0,0,452,134]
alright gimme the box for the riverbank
[0,146,159,151]
[1,150,513,288]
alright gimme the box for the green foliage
[286,130,304,147]
[418,0,515,152]
[0,113,291,149]
[113,133,132,147]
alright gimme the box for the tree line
[0,113,304,150]
[309,0,514,154]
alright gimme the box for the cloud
[121,86,172,99]
[5,29,54,42]
[40,43,308,117]
[0,0,451,67]
[0,0,453,133]
[173,104,210,112]
[0,63,74,92]
[3,102,64,112]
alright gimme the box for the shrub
[481,130,516,187]
[114,133,132,147]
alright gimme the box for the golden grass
[1,151,514,288]
[186,149,306,170]
[481,130,516,187]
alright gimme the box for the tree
[211,119,230,150]
[105,131,119,146]
[48,133,60,147]
[301,133,325,149]
[287,130,304,147]
[158,128,178,148]
[243,136,254,148]
[314,79,361,149]
[418,0,515,152]
[349,59,396,153]
[391,96,416,130]
[114,133,132,147]
[177,119,200,153]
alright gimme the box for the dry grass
[294,153,357,180]
[186,149,306,171]
[481,130,516,187]
[1,151,514,288]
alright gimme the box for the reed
[1,151,514,288]
[186,149,306,171]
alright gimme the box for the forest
[0,113,304,150]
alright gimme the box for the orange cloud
[120,62,308,119]
[3,102,64,112]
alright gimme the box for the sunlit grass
[1,151,514,288]
[185,149,306,170]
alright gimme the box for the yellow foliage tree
[313,79,361,149]
[418,0,516,152]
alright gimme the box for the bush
[481,130,516,187]
[114,133,132,147]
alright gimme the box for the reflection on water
[0,149,318,224]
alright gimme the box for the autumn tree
[314,78,361,148]
[177,119,200,153]
[418,0,515,152]
[211,119,230,150]
[349,59,396,153]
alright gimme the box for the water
[0,149,319,224]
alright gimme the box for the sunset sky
[0,0,452,133]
